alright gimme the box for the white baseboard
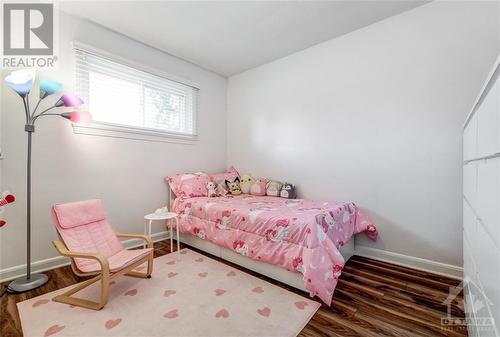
[0,231,170,283]
[354,245,463,280]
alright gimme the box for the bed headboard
[168,185,176,210]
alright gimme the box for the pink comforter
[172,195,377,305]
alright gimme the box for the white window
[73,43,198,141]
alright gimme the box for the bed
[169,191,377,305]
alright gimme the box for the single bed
[170,192,377,305]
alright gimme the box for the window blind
[74,46,198,137]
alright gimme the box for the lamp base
[8,273,49,293]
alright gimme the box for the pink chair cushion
[53,199,106,229]
[77,248,153,273]
[52,199,126,273]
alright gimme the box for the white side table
[144,212,180,258]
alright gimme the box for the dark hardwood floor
[1,240,467,337]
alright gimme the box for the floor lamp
[4,70,91,292]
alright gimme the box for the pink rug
[18,248,320,337]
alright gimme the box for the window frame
[71,41,199,143]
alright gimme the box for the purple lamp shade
[39,79,62,99]
[55,92,84,107]
[61,111,92,124]
[5,73,33,97]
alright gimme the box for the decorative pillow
[165,172,211,198]
[209,166,240,184]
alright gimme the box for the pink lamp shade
[61,111,92,124]
[55,92,84,108]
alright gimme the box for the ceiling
[59,1,428,77]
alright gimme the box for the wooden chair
[51,199,154,310]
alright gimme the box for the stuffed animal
[225,177,242,195]
[239,174,254,194]
[216,183,228,196]
[0,192,15,228]
[266,180,282,197]
[280,183,296,199]
[250,178,268,196]
[207,181,218,197]
[155,206,169,215]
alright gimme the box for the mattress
[172,195,377,305]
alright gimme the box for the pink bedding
[172,195,377,305]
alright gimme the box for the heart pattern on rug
[257,307,271,317]
[215,309,229,318]
[163,309,179,319]
[163,290,176,297]
[214,289,226,296]
[124,289,138,296]
[295,301,308,310]
[105,319,122,330]
[252,286,264,294]
[18,249,321,337]
[32,299,49,307]
[44,324,65,337]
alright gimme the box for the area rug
[17,248,320,337]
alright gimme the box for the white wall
[227,1,500,271]
[0,12,227,276]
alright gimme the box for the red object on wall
[0,192,16,228]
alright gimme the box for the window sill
[72,122,197,145]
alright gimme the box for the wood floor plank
[348,297,464,337]
[1,240,467,337]
[342,266,464,315]
[335,289,467,337]
[348,259,454,291]
[350,256,460,286]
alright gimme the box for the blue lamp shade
[39,79,62,99]
[5,73,33,97]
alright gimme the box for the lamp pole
[4,74,86,293]
[27,129,32,280]
[7,103,50,292]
